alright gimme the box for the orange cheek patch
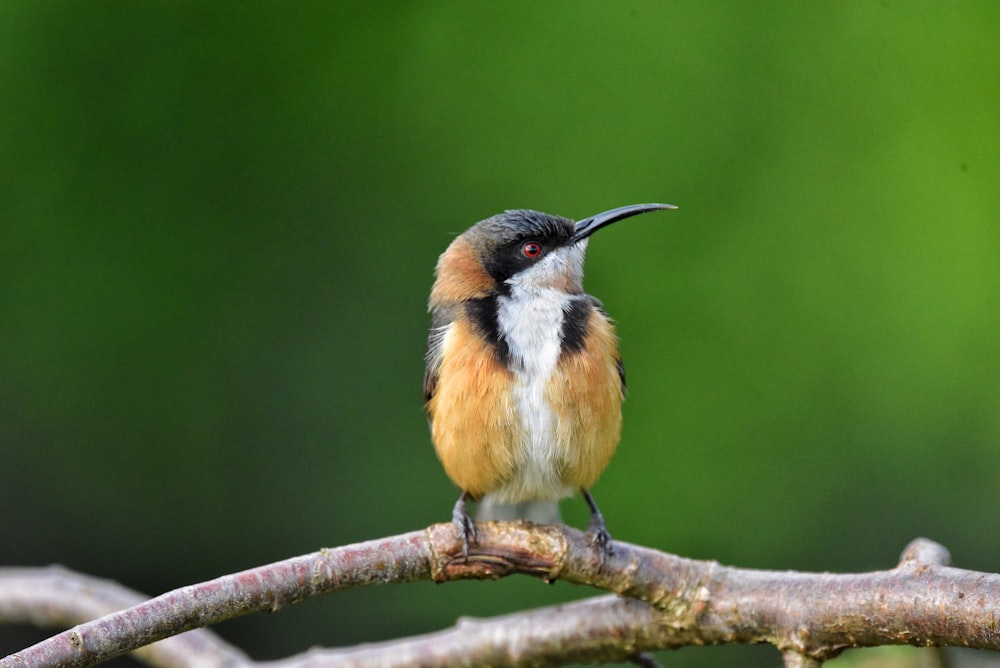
[430,238,494,305]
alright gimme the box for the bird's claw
[452,492,477,560]
[582,488,614,566]
[587,520,614,566]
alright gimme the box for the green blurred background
[2,3,998,666]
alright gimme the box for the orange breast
[427,316,520,498]
[428,304,623,500]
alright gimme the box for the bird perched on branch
[423,203,674,561]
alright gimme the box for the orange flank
[546,308,623,490]
[427,316,519,498]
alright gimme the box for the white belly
[494,286,576,502]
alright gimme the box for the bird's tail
[476,495,562,525]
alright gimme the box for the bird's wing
[423,304,456,405]
[588,296,626,395]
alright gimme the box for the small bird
[423,203,675,560]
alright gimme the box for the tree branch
[1,523,998,667]
[0,566,248,668]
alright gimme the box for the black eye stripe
[481,216,572,284]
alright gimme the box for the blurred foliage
[1,3,999,667]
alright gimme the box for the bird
[423,203,675,561]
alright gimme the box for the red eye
[522,242,543,258]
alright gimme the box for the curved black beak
[571,202,676,244]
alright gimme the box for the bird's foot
[582,488,614,566]
[452,491,477,561]
[587,521,613,565]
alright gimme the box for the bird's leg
[582,488,613,565]
[452,490,477,560]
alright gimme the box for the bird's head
[430,203,675,305]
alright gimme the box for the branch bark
[1,523,998,667]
